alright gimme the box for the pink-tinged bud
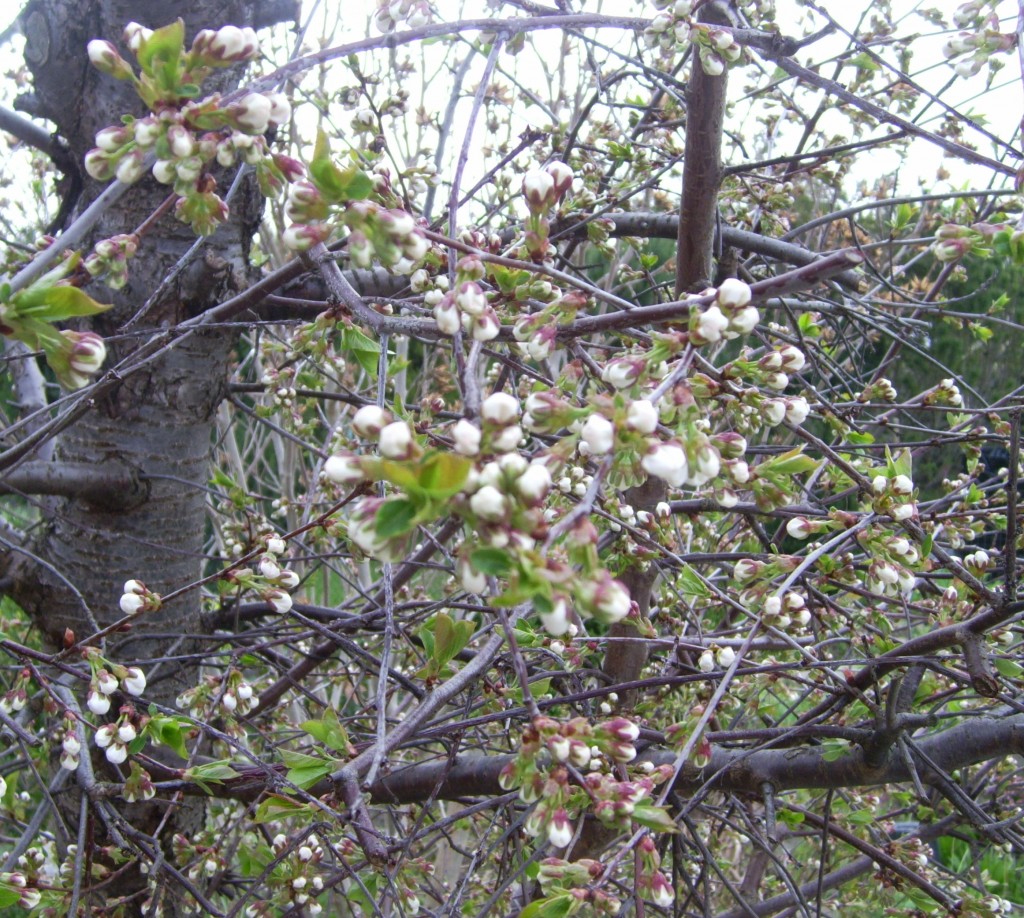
[582,574,631,624]
[580,413,614,455]
[105,742,128,764]
[95,724,116,748]
[259,555,281,580]
[433,296,461,335]
[324,452,366,484]
[88,40,133,79]
[87,691,111,716]
[65,331,107,377]
[265,589,292,614]
[481,392,520,425]
[96,670,119,695]
[714,431,747,458]
[642,442,688,487]
[230,93,273,135]
[522,169,555,210]
[471,307,501,342]
[601,716,640,743]
[84,149,116,182]
[117,722,137,743]
[650,872,674,908]
[165,124,195,159]
[119,592,145,616]
[785,397,810,425]
[277,569,300,589]
[123,667,147,696]
[281,223,331,251]
[729,305,760,334]
[115,149,146,184]
[733,558,763,581]
[95,126,131,152]
[456,255,486,281]
[545,161,574,199]
[547,809,573,848]
[123,22,154,54]
[62,735,82,757]
[455,281,487,316]
[207,25,259,61]
[272,153,305,182]
[762,399,786,426]
[786,516,814,539]
[602,356,644,390]
[778,345,806,371]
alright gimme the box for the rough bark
[12,0,292,696]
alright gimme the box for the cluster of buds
[0,871,41,910]
[84,233,139,289]
[931,222,1002,262]
[585,768,672,832]
[60,716,83,771]
[119,578,161,617]
[693,25,742,76]
[643,0,694,54]
[636,834,675,908]
[943,21,1015,78]
[256,540,301,614]
[963,548,994,574]
[431,255,499,340]
[271,832,326,913]
[512,290,586,362]
[373,0,431,33]
[641,426,725,491]
[712,278,758,333]
[521,161,573,261]
[697,643,737,673]
[760,591,811,631]
[0,669,30,714]
[871,472,917,522]
[176,671,257,719]
[523,390,577,435]
[85,22,300,235]
[85,651,147,716]
[123,760,156,802]
[462,452,552,552]
[759,394,810,427]
[929,377,964,408]
[94,703,142,765]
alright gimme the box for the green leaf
[470,547,511,576]
[186,760,240,783]
[375,497,419,538]
[631,803,679,833]
[146,715,190,759]
[302,709,355,755]
[135,19,185,79]
[310,130,373,203]
[12,284,111,321]
[280,750,334,790]
[254,794,313,823]
[678,564,710,598]
[416,451,472,498]
[431,612,474,666]
[994,657,1023,679]
[848,808,875,825]
[762,447,819,476]
[342,325,380,375]
[518,895,578,918]
[0,887,22,908]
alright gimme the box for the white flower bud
[481,392,520,424]
[642,443,688,487]
[626,399,658,434]
[580,414,614,455]
[452,419,482,456]
[378,421,413,459]
[470,485,507,521]
[716,278,752,308]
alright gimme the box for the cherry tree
[1,0,1024,915]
